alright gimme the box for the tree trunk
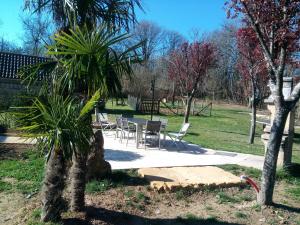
[184,96,193,123]
[249,97,257,144]
[171,82,176,106]
[86,130,112,180]
[70,152,87,212]
[258,108,289,205]
[41,149,66,222]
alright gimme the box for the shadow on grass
[283,163,300,179]
[293,133,300,144]
[273,203,300,214]
[86,170,149,194]
[0,143,32,160]
[62,206,243,225]
[103,108,142,117]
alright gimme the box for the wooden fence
[127,95,160,114]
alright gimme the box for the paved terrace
[0,132,265,170]
[103,132,264,170]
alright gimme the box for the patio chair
[167,123,190,147]
[159,118,168,144]
[121,118,136,146]
[143,120,162,149]
[115,116,123,141]
[97,113,116,133]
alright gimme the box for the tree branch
[242,2,277,75]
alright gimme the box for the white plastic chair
[167,123,190,147]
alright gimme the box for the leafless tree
[21,15,53,56]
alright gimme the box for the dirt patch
[59,183,298,225]
[0,192,38,225]
[0,143,32,160]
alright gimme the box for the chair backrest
[146,121,161,133]
[179,123,190,135]
[116,117,123,128]
[121,117,129,128]
[97,113,108,122]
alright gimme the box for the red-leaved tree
[226,0,300,205]
[236,27,269,144]
[168,42,216,123]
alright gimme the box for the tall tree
[168,42,217,123]
[207,23,240,102]
[236,27,268,144]
[226,0,300,205]
[163,30,186,105]
[24,0,142,31]
[23,0,143,218]
[19,25,141,221]
[126,21,164,99]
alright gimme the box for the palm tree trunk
[41,149,66,222]
[70,152,87,212]
[258,108,289,205]
[86,130,112,180]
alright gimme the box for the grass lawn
[104,101,300,164]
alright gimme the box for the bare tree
[21,15,52,56]
[207,23,240,102]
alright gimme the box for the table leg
[136,124,139,148]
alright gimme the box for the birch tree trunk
[258,108,289,205]
[249,100,257,144]
[184,96,193,123]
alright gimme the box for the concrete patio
[103,131,265,170]
[0,132,265,170]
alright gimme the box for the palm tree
[24,0,143,31]
[50,26,141,212]
[22,0,144,217]
[19,25,142,216]
[13,89,100,221]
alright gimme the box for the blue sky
[0,0,228,46]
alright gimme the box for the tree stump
[86,130,112,180]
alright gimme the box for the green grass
[26,209,62,225]
[0,150,44,194]
[86,170,148,194]
[216,191,240,204]
[104,101,300,163]
[234,211,248,219]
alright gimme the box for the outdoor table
[127,118,167,148]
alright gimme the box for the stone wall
[0,78,34,110]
